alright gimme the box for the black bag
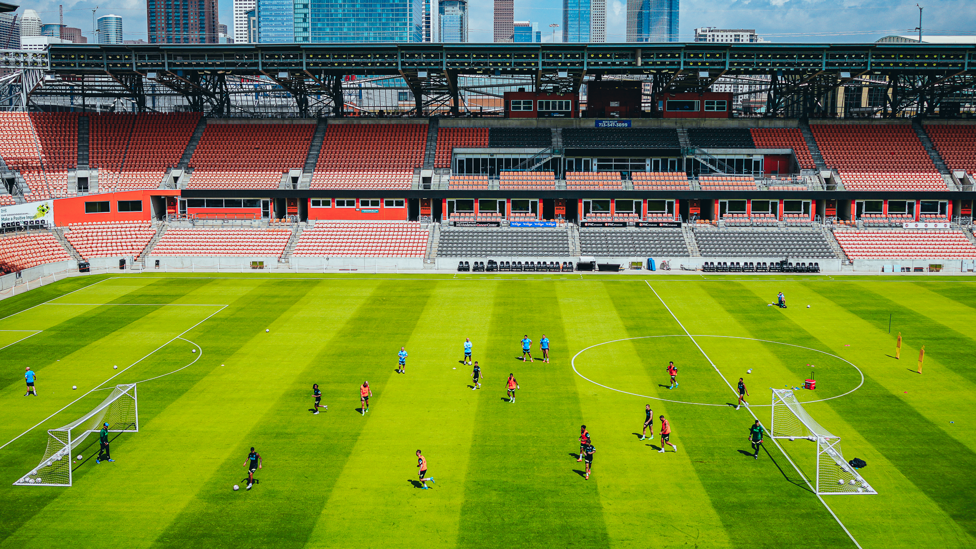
[849,457,867,469]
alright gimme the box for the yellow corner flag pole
[917,346,925,374]
[896,332,902,359]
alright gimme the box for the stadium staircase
[681,225,701,257]
[300,119,328,189]
[962,227,976,249]
[798,121,828,171]
[423,223,439,268]
[569,224,580,256]
[821,225,850,263]
[133,224,167,269]
[77,116,89,169]
[279,223,304,264]
[52,228,84,263]
[177,118,208,169]
[912,120,950,175]
[423,118,439,169]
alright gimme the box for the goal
[14,384,138,487]
[769,389,876,495]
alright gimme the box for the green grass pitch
[1,273,975,548]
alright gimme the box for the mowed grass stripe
[0,275,110,320]
[560,281,734,548]
[456,281,611,549]
[700,280,976,546]
[150,280,435,549]
[306,281,499,549]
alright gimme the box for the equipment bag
[849,457,867,469]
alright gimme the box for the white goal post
[770,389,876,495]
[14,384,138,487]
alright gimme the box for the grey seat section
[579,228,690,256]
[694,230,838,258]
[438,228,571,256]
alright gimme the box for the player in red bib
[578,425,590,462]
[360,381,372,415]
[658,415,677,453]
[506,373,519,403]
[667,361,678,390]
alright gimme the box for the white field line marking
[0,330,42,352]
[571,335,864,408]
[46,303,230,307]
[91,336,203,391]
[644,280,863,549]
[0,277,108,323]
[0,305,226,453]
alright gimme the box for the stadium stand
[565,172,623,189]
[151,228,292,256]
[632,172,691,190]
[811,124,946,191]
[311,124,426,189]
[584,212,640,223]
[723,213,778,227]
[448,175,490,190]
[113,113,201,191]
[0,113,47,198]
[687,128,755,148]
[450,212,504,224]
[187,123,314,189]
[0,233,71,273]
[833,230,976,259]
[498,171,556,189]
[63,222,156,260]
[750,128,816,170]
[698,175,757,190]
[580,228,689,256]
[89,114,134,192]
[437,227,570,256]
[488,128,551,148]
[563,128,679,149]
[293,222,429,257]
[695,229,837,258]
[435,128,488,168]
[30,113,78,198]
[923,124,976,177]
[860,214,913,227]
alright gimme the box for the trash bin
[647,258,656,271]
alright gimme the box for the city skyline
[5,0,976,44]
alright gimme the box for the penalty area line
[644,280,863,549]
[0,330,43,352]
[0,305,226,454]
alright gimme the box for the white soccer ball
[807,305,810,308]
[113,365,118,369]
[266,329,270,333]
[849,479,857,486]
[862,484,871,491]
[837,479,844,485]
[747,369,752,374]
[789,437,795,441]
[233,485,240,491]
[856,488,863,493]
[35,478,41,483]
[72,386,77,390]
[77,454,83,460]
[192,349,196,353]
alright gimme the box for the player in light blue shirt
[463,338,473,365]
[24,367,37,396]
[521,335,533,362]
[397,347,408,374]
[540,335,550,363]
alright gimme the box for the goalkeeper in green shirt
[97,423,114,463]
[748,420,764,460]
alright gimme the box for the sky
[11,0,976,44]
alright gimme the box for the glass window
[887,200,910,215]
[478,199,498,212]
[454,199,474,212]
[360,199,381,208]
[589,199,611,213]
[85,201,110,213]
[384,199,404,208]
[224,199,243,208]
[704,100,728,112]
[511,199,531,212]
[205,199,223,208]
[615,199,637,213]
[186,199,205,208]
[243,199,261,208]
[117,200,142,212]
[510,100,533,111]
[647,200,668,213]
[919,201,942,214]
[666,100,699,112]
[335,199,355,208]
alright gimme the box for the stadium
[0,38,975,549]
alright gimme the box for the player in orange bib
[360,381,372,415]
[416,449,435,489]
[506,373,520,403]
[658,415,677,453]
[578,425,590,462]
[667,361,678,390]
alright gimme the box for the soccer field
[0,274,974,549]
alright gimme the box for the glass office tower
[439,0,467,43]
[562,0,590,42]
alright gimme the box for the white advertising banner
[903,222,950,229]
[0,200,54,230]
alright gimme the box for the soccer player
[416,449,435,489]
[360,382,372,415]
[397,346,408,374]
[640,404,654,441]
[736,378,749,410]
[24,367,36,396]
[506,373,519,403]
[540,334,550,363]
[463,338,473,365]
[667,361,678,390]
[521,335,533,362]
[578,425,590,461]
[749,420,765,460]
[583,442,595,480]
[471,361,482,390]
[658,415,677,453]
[242,447,262,490]
[96,422,114,463]
[312,383,327,414]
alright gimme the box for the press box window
[704,100,728,112]
[538,100,571,112]
[85,201,110,213]
[335,199,355,208]
[666,100,699,112]
[311,199,332,208]
[117,200,142,212]
[384,199,404,208]
[360,199,380,208]
[510,100,533,111]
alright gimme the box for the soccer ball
[233,485,240,491]
[862,484,871,491]
[837,479,844,485]
[747,369,752,374]
[789,437,795,441]
[856,488,863,493]
[77,455,83,460]
[266,329,270,333]
[72,386,77,390]
[191,349,196,353]
[113,365,118,369]
[35,478,41,483]
[807,305,810,308]
[849,479,857,486]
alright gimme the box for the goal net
[14,384,138,487]
[770,389,875,495]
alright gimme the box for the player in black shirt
[312,383,327,414]
[242,447,262,490]
[640,404,654,441]
[583,443,595,480]
[471,362,482,390]
[736,378,749,410]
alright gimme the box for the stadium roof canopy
[0,1,18,12]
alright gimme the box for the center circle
[571,335,865,407]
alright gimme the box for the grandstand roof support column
[109,72,146,113]
[328,74,344,117]
[445,70,459,116]
[266,72,310,118]
[399,70,426,117]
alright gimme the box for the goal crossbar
[770,389,876,496]
[14,384,138,487]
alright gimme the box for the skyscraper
[648,0,678,42]
[590,0,605,42]
[626,0,649,41]
[234,0,256,43]
[62,26,86,43]
[20,9,41,37]
[493,0,513,42]
[41,24,63,37]
[98,15,123,44]
[0,13,21,48]
[256,0,423,42]
[147,0,218,43]
[562,0,590,42]
[439,0,467,43]
[424,0,432,41]
[246,9,258,42]
[513,21,540,43]
[257,0,293,42]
